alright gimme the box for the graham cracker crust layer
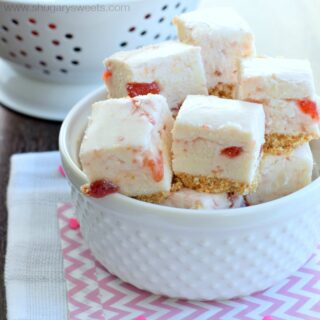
[135,191,169,204]
[264,133,319,155]
[209,83,235,99]
[170,176,184,192]
[136,176,186,204]
[175,172,258,196]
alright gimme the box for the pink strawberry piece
[127,81,160,98]
[297,99,319,121]
[221,146,243,158]
[83,179,119,198]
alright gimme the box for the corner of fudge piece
[246,143,314,205]
[79,94,174,200]
[103,41,208,116]
[173,7,255,98]
[172,95,265,195]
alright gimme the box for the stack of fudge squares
[80,7,319,209]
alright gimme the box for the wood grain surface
[0,105,61,320]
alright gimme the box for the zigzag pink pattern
[58,203,320,320]
[207,301,235,319]
[150,297,182,319]
[277,275,311,319]
[97,267,132,319]
[121,283,158,318]
[231,299,262,320]
[58,204,104,320]
[175,300,208,319]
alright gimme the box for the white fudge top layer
[247,144,313,205]
[81,96,166,152]
[175,7,252,36]
[238,57,316,100]
[172,95,265,183]
[104,41,208,115]
[163,189,244,210]
[105,41,198,65]
[174,95,265,139]
[174,7,255,88]
[80,94,173,197]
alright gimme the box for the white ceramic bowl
[0,0,198,84]
[59,87,320,301]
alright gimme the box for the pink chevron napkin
[58,203,320,320]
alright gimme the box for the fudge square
[79,94,174,203]
[238,57,320,155]
[173,7,255,99]
[103,41,208,116]
[172,95,265,195]
[246,144,313,205]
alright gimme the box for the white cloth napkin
[5,152,70,320]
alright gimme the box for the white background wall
[200,0,320,91]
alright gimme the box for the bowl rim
[59,85,320,219]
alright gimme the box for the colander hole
[29,18,37,24]
[43,70,50,75]
[65,33,73,39]
[48,23,57,30]
[140,30,147,36]
[129,26,136,32]
[159,17,165,23]
[11,19,19,25]
[154,34,160,39]
[52,40,60,46]
[25,64,32,69]
[71,60,79,65]
[145,13,152,19]
[31,30,39,36]
[9,52,16,58]
[166,35,172,40]
[175,2,181,8]
[73,46,82,52]
[2,26,9,32]
[35,46,43,52]
[56,55,63,61]
[15,35,23,41]
[60,69,68,73]
[162,5,168,11]
[20,50,27,57]
[181,7,187,13]
[1,37,7,43]
[39,61,47,66]
[120,42,128,48]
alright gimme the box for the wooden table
[0,105,61,320]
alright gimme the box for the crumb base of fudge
[171,176,185,193]
[264,133,319,155]
[208,83,235,99]
[135,192,170,204]
[176,172,258,195]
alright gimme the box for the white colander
[0,0,198,84]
